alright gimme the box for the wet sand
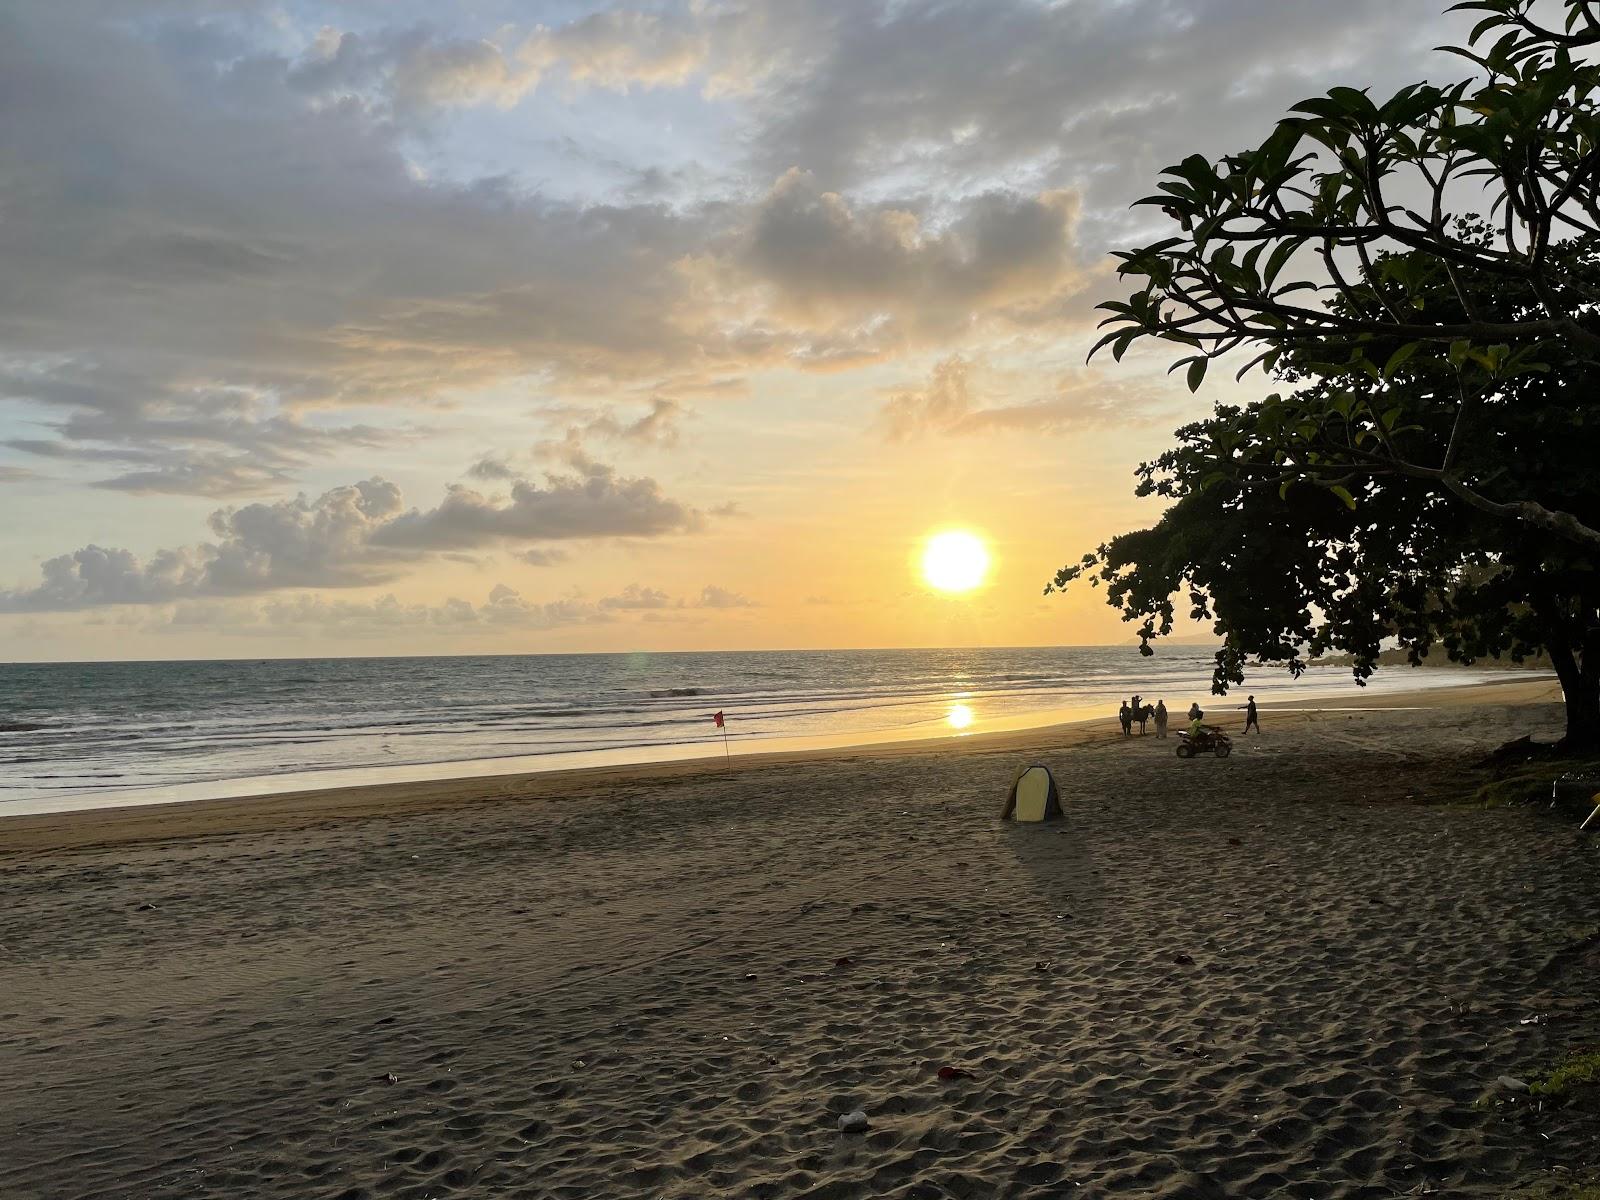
[2,677,1597,1199]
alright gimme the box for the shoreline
[0,674,1559,854]
[2,654,1551,819]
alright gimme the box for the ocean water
[0,646,1531,813]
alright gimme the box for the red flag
[713,711,725,728]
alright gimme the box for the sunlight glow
[921,530,990,593]
[947,703,974,730]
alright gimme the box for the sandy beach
[3,677,1597,1199]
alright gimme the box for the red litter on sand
[937,1066,973,1081]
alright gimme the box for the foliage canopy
[1056,0,1600,747]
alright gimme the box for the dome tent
[1001,764,1063,822]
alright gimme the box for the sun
[921,530,990,593]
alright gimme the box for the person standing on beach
[1154,699,1168,738]
[1244,695,1260,735]
[1119,700,1132,736]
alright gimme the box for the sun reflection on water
[947,703,975,730]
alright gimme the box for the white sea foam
[0,646,1541,811]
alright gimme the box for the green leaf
[1186,357,1208,393]
[1263,238,1301,288]
[1329,485,1357,510]
[1383,342,1421,378]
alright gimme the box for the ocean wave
[0,645,1283,804]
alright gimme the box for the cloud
[529,397,691,467]
[388,36,537,113]
[879,358,1174,439]
[596,582,757,611]
[0,9,749,494]
[461,397,692,500]
[516,547,569,567]
[0,0,1478,599]
[142,578,755,639]
[158,584,616,638]
[288,18,703,119]
[0,461,699,612]
[737,169,1090,342]
[601,583,675,610]
[952,371,1175,434]
[523,11,711,93]
[588,396,687,448]
[746,0,1465,203]
[291,11,720,117]
[0,362,398,496]
[374,459,698,550]
[697,584,755,609]
[466,454,520,482]
[0,479,407,611]
[881,356,977,441]
[0,1,1139,505]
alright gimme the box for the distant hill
[1123,633,1222,647]
[1122,637,1547,669]
[1310,647,1550,671]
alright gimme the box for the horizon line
[0,640,1224,668]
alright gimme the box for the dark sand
[2,680,1597,1199]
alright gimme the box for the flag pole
[722,723,730,759]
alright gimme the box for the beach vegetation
[1467,756,1600,808]
[1468,764,1567,809]
[1053,0,1600,751]
[1504,1182,1600,1200]
[1527,1048,1600,1100]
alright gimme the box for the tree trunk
[1546,637,1600,754]
[1562,681,1600,753]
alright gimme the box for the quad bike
[1176,726,1232,758]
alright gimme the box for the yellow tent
[1001,765,1063,822]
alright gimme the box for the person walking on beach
[1244,695,1260,735]
[1119,700,1132,736]
[1154,699,1168,738]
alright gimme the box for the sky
[0,0,1475,661]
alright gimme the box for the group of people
[1118,695,1168,737]
[1118,694,1260,737]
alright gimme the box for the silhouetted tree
[1054,0,1600,749]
